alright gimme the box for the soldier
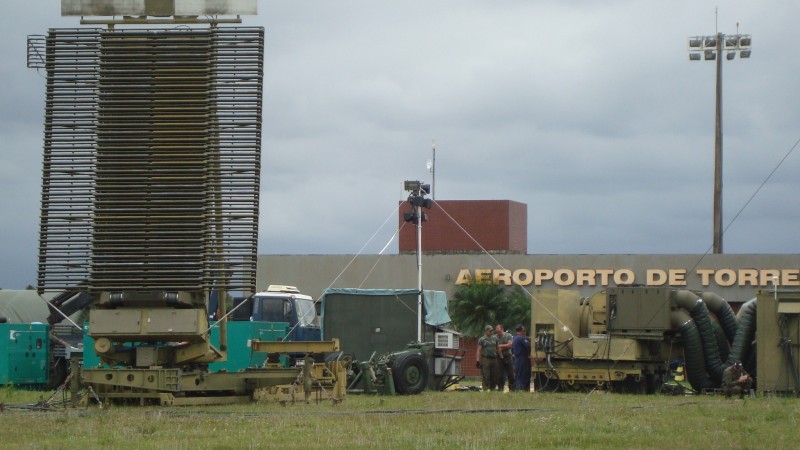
[721,361,753,399]
[495,324,515,391]
[476,325,500,391]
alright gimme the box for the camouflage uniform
[721,364,752,398]
[478,333,500,391]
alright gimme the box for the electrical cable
[281,202,404,340]
[432,199,576,340]
[358,222,407,289]
[686,134,800,276]
[36,294,82,332]
[599,134,800,387]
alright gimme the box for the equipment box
[0,323,50,386]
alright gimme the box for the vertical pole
[417,203,423,342]
[773,276,779,301]
[713,32,724,254]
[431,142,436,200]
[70,354,80,408]
[217,289,227,353]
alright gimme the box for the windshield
[295,298,319,327]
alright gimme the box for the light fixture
[404,180,421,191]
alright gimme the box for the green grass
[1,388,798,449]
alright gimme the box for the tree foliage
[449,280,531,338]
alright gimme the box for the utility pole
[688,28,752,254]
[427,140,436,200]
[403,180,432,342]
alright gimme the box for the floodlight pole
[688,30,751,254]
[713,32,723,254]
[404,180,431,343]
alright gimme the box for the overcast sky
[1,1,798,289]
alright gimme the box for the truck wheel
[391,352,428,395]
[46,357,68,390]
[324,351,353,369]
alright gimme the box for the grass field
[0,386,797,449]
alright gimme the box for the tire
[324,351,354,369]
[391,352,429,395]
[46,357,68,390]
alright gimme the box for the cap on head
[515,325,525,332]
[484,325,493,332]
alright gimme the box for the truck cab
[233,285,321,341]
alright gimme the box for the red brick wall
[399,200,527,254]
[461,338,481,377]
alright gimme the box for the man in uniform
[721,361,752,398]
[476,325,500,391]
[511,324,531,392]
[495,324,515,392]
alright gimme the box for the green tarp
[319,288,451,360]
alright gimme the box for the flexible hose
[701,291,738,343]
[671,309,715,390]
[673,290,725,382]
[709,316,730,362]
[727,298,757,367]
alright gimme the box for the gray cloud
[1,1,797,288]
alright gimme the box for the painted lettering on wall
[454,268,800,288]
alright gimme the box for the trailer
[320,288,463,394]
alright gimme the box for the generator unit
[0,323,50,387]
[531,287,753,393]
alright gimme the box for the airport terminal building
[258,200,798,305]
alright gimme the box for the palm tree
[450,279,530,338]
[504,285,532,331]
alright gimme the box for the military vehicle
[530,286,800,396]
[28,0,347,405]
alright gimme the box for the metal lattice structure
[37,27,263,294]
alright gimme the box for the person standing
[476,325,500,391]
[511,325,532,392]
[495,324,515,391]
[721,361,753,399]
